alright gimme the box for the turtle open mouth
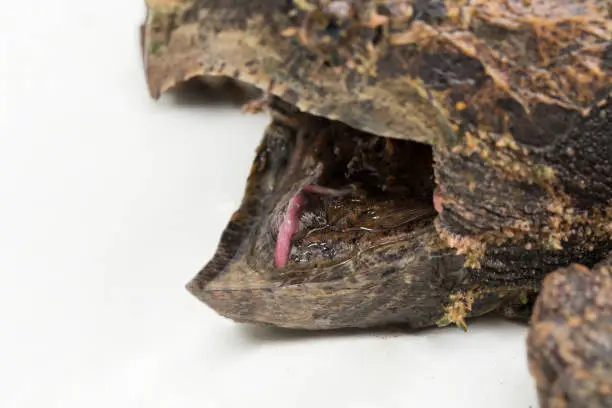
[185,98,527,330]
[264,99,437,271]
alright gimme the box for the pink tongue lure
[274,185,354,269]
[274,192,307,268]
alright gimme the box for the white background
[0,1,538,407]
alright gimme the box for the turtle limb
[527,253,612,408]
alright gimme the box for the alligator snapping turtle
[140,0,612,406]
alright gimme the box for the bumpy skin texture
[143,0,611,145]
[527,254,612,408]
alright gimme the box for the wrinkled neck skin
[186,100,536,330]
